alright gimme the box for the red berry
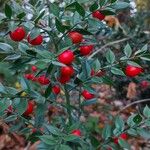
[68,31,83,44]
[120,133,128,140]
[52,85,61,95]
[79,45,94,56]
[81,90,95,100]
[23,101,34,116]
[60,66,74,77]
[10,27,26,41]
[71,129,81,137]
[24,73,34,80]
[140,80,149,88]
[31,66,37,72]
[125,65,143,77]
[58,75,71,84]
[5,105,13,114]
[27,34,43,45]
[114,133,128,144]
[92,11,105,21]
[32,128,37,133]
[91,69,96,76]
[113,137,119,144]
[38,75,50,85]
[58,50,74,65]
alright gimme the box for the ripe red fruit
[79,45,94,56]
[58,50,74,65]
[60,66,74,77]
[38,75,50,85]
[140,80,149,88]
[10,27,26,41]
[125,65,143,77]
[92,11,105,21]
[81,90,95,100]
[71,129,81,137]
[23,101,34,116]
[114,133,128,144]
[68,31,83,44]
[24,73,34,80]
[5,105,13,114]
[27,34,43,45]
[52,85,61,95]
[31,66,37,72]
[91,69,95,76]
[58,75,71,84]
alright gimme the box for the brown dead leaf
[127,82,137,99]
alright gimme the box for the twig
[88,37,131,59]
[118,98,150,114]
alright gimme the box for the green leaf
[0,83,7,94]
[140,56,150,61]
[111,0,117,3]
[143,105,150,118]
[127,61,141,67]
[75,2,85,17]
[82,98,97,106]
[0,43,13,53]
[4,115,17,123]
[0,100,11,113]
[44,124,63,136]
[58,145,72,150]
[55,18,66,33]
[65,2,76,11]
[46,63,54,77]
[101,9,116,15]
[111,67,125,76]
[74,28,93,35]
[34,10,45,24]
[115,116,124,131]
[52,61,66,67]
[64,135,78,141]
[89,2,99,12]
[123,44,132,57]
[35,104,45,128]
[102,124,112,140]
[5,4,12,19]
[133,114,142,124]
[49,3,60,17]
[40,135,58,145]
[137,128,150,139]
[118,139,131,150]
[110,2,130,10]
[127,128,138,136]
[135,44,148,55]
[17,12,26,19]
[29,28,41,40]
[99,0,108,7]
[15,99,28,115]
[5,54,21,60]
[106,50,115,64]
[45,83,52,98]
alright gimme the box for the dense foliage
[0,0,150,150]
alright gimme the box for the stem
[64,85,72,125]
[78,86,82,119]
[118,98,150,114]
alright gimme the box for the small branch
[64,85,72,125]
[118,98,150,114]
[88,37,131,59]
